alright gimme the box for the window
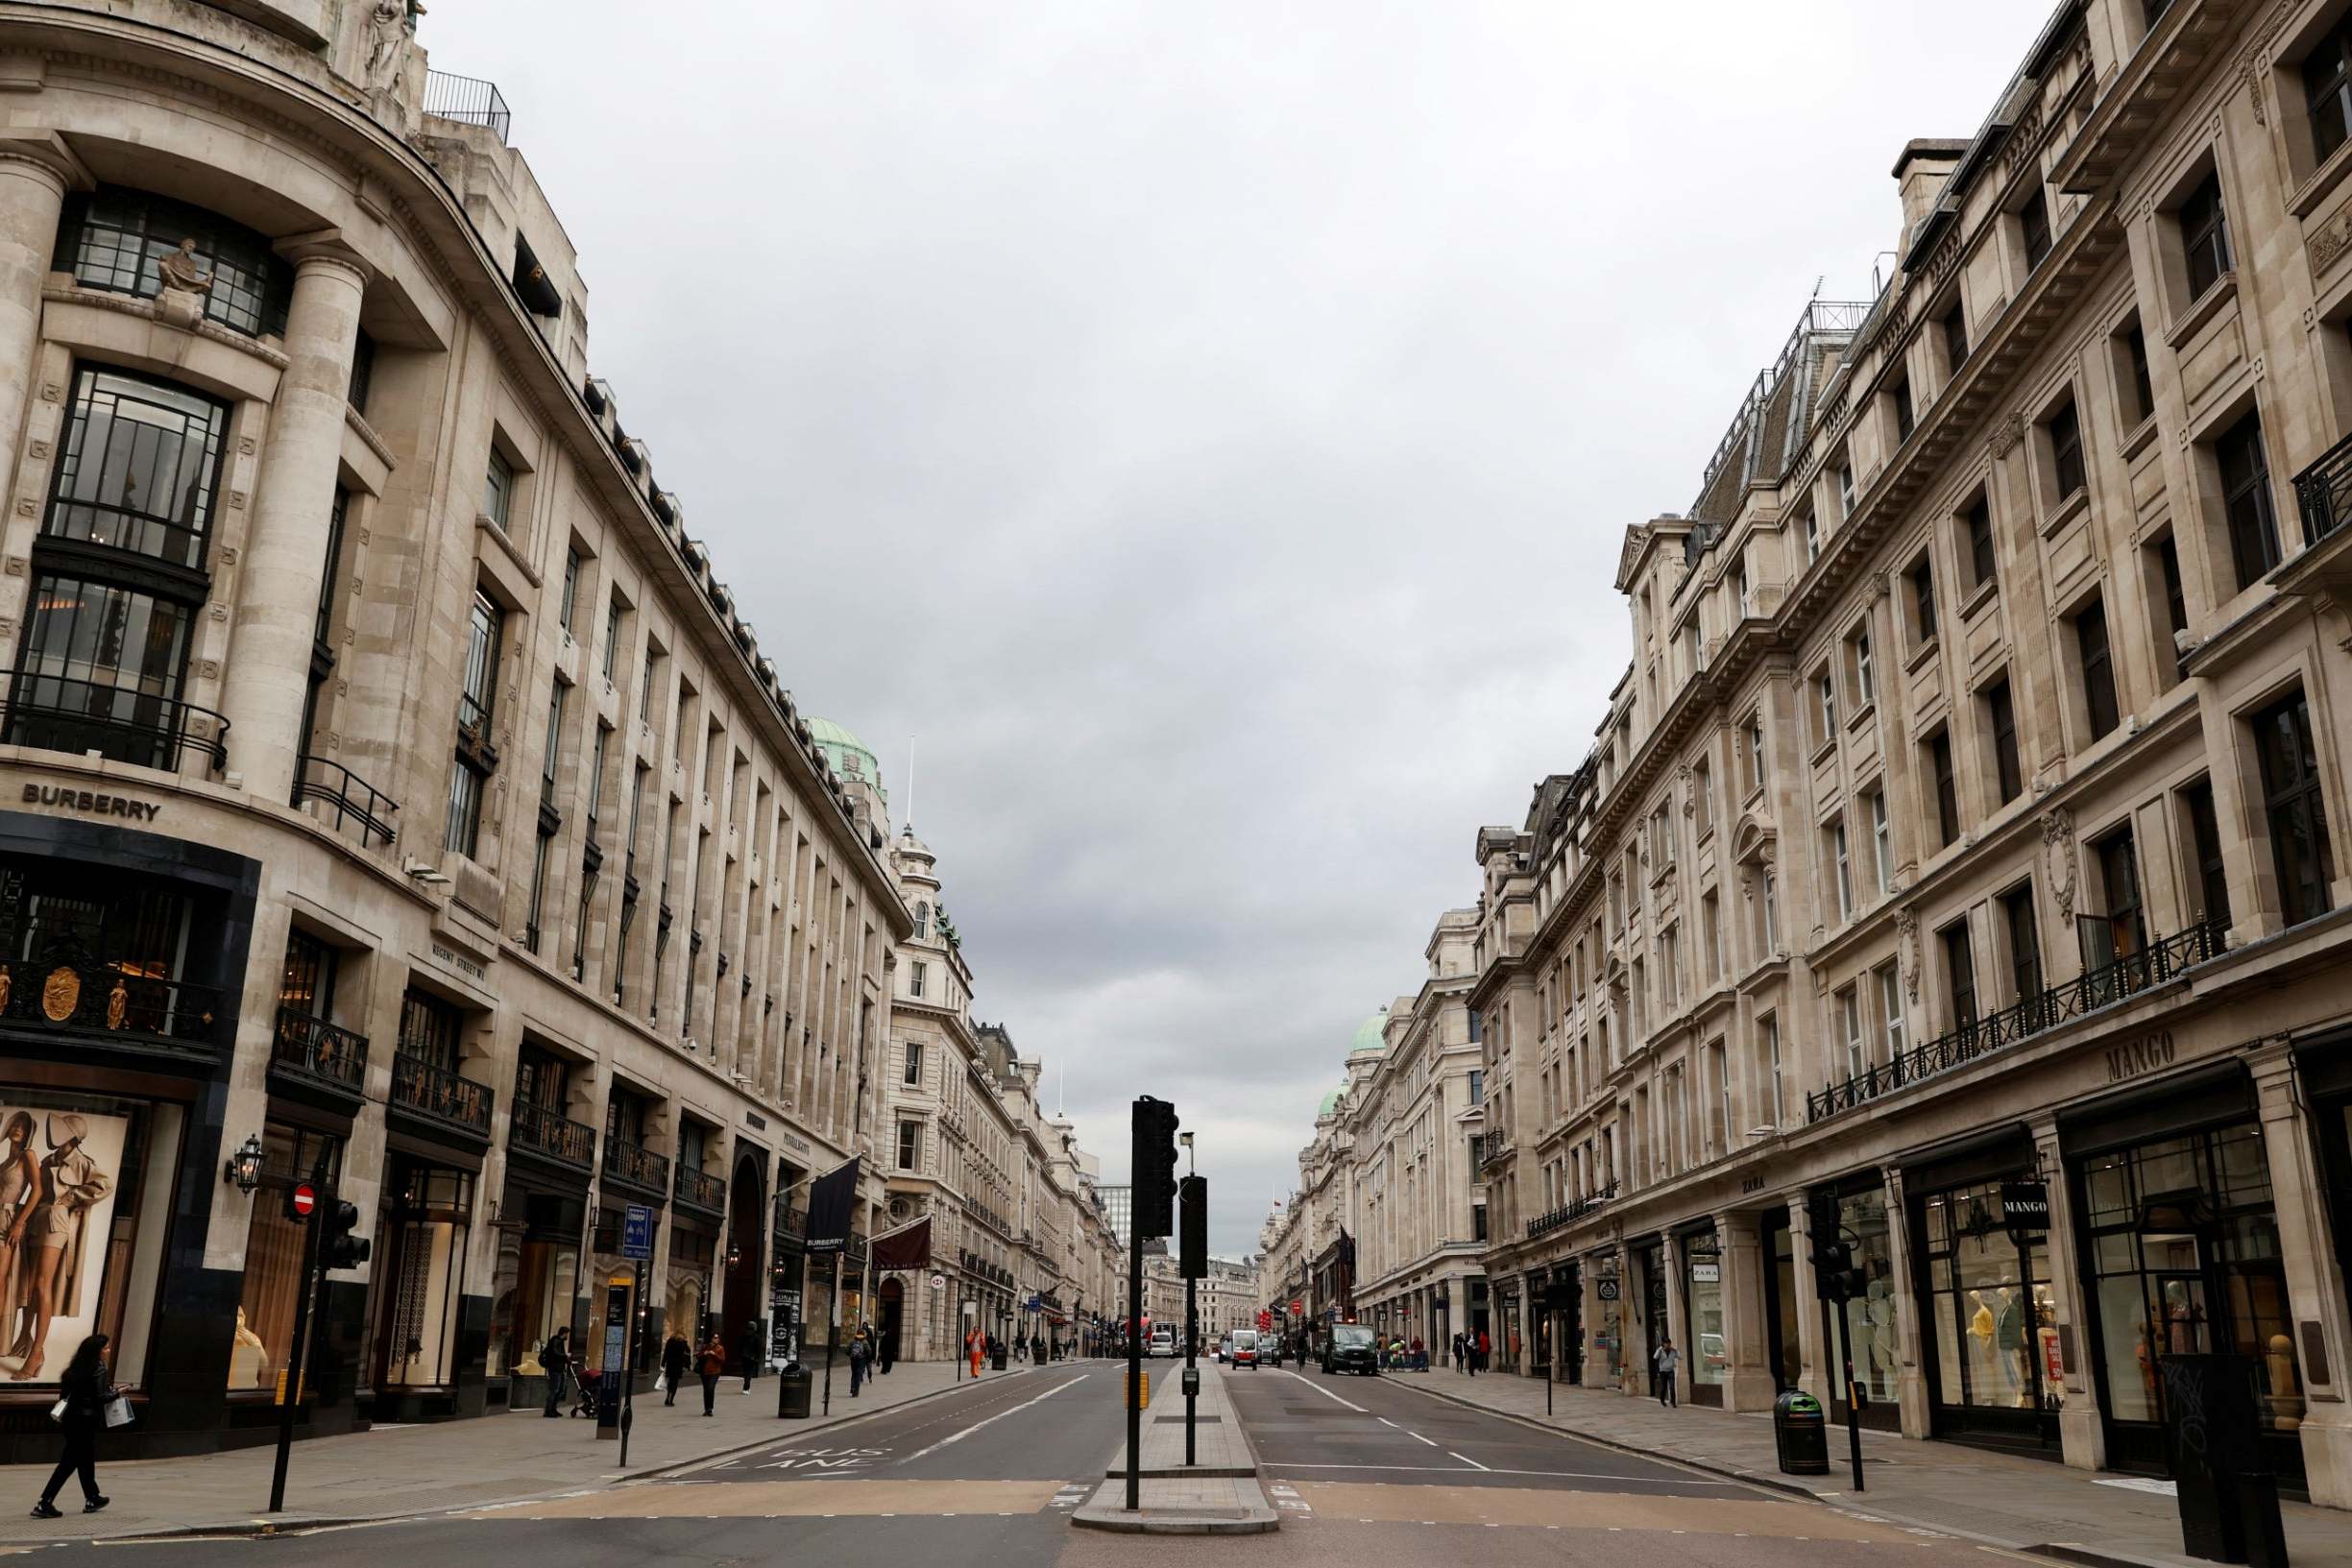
[6,574,198,769]
[1941,299,1970,372]
[584,724,609,833]
[601,595,624,683]
[897,1120,921,1171]
[2095,828,2146,965]
[2180,171,2231,301]
[58,185,292,336]
[909,959,927,999]
[1927,729,1960,847]
[524,827,552,954]
[2252,691,2337,927]
[398,986,463,1069]
[1869,787,1893,893]
[1877,963,1905,1065]
[2001,882,2043,1003]
[2048,397,2085,502]
[346,327,376,416]
[44,366,230,570]
[1467,1067,1484,1105]
[2020,184,2053,270]
[1890,377,1915,443]
[2183,779,2232,929]
[2115,319,2155,428]
[1985,677,2023,805]
[540,682,568,806]
[1814,668,1836,745]
[559,547,581,633]
[904,1041,925,1087]
[2308,13,2352,162]
[1745,716,1767,794]
[1962,496,1997,592]
[913,902,931,939]
[1760,1013,1784,1127]
[1703,892,1722,981]
[1693,760,1712,836]
[2075,596,2119,739]
[446,591,503,857]
[1830,817,1854,922]
[2219,412,2281,590]
[1942,920,1977,1026]
[1850,626,1876,708]
[2152,535,2190,685]
[1908,554,1939,646]
[1839,987,1865,1079]
[1760,864,1780,953]
[484,447,515,533]
[1836,460,1855,520]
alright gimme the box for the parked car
[1148,1326,1176,1359]
[1322,1322,1379,1375]
[1230,1329,1262,1369]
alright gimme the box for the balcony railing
[511,1101,596,1170]
[1525,1182,1616,1241]
[390,1051,493,1137]
[1479,1132,1514,1170]
[1808,921,2223,1123]
[422,70,512,143]
[293,754,399,850]
[603,1134,669,1196]
[1,671,228,772]
[675,1163,725,1214]
[271,1006,368,1094]
[0,953,227,1053]
[2291,427,2352,545]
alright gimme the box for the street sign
[287,1182,316,1219]
[1597,1279,1621,1302]
[1027,1294,1043,1312]
[621,1203,655,1260]
[1290,1299,1302,1315]
[1690,1262,1720,1284]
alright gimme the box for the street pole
[1183,1268,1198,1467]
[1843,1352,1866,1491]
[266,1161,327,1514]
[1546,1300,1554,1416]
[1124,1213,1143,1512]
[618,1261,640,1467]
[821,1252,840,1415]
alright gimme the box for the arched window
[914,903,931,938]
[57,186,293,338]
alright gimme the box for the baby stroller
[569,1366,606,1420]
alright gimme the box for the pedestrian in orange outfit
[967,1326,983,1377]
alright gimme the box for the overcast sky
[435,1,2057,1256]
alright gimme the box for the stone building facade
[1303,0,2352,1509]
[0,2,924,1457]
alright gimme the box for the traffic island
[1072,1358,1278,1534]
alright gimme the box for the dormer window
[512,232,563,318]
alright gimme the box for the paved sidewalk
[0,1354,1042,1544]
[1074,1359,1276,1534]
[1392,1365,2352,1568]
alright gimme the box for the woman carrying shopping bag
[30,1334,115,1518]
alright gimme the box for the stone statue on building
[366,0,412,92]
[154,238,212,326]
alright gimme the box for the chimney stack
[1893,138,1972,253]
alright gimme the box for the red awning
[870,1214,933,1271]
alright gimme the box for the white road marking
[1377,1416,1397,1428]
[1448,1451,1491,1471]
[902,1374,1087,1462]
[1280,1369,1368,1412]
[1408,1432,1439,1447]
[1264,1461,1739,1484]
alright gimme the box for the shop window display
[1919,1180,2060,1419]
[230,1123,342,1392]
[1684,1235,1727,1387]
[376,1161,473,1389]
[1824,1189,1901,1409]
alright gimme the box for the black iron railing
[603,1134,669,1194]
[0,953,226,1049]
[293,754,399,850]
[390,1051,492,1136]
[674,1163,725,1213]
[772,1195,806,1242]
[512,1101,595,1170]
[271,1006,367,1092]
[1480,1132,1514,1169]
[1525,1182,1617,1241]
[2291,427,2352,545]
[422,70,512,142]
[1808,921,2222,1123]
[1,670,228,772]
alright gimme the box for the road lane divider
[902,1374,1086,1462]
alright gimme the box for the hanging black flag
[805,1156,861,1254]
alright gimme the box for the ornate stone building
[1308,0,2352,1509]
[0,2,923,1456]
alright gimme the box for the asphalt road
[120,1357,2043,1567]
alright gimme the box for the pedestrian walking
[1474,1329,1491,1374]
[878,1324,896,1375]
[966,1326,983,1377]
[661,1331,690,1407]
[697,1334,726,1415]
[29,1334,111,1518]
[1450,1332,1467,1372]
[738,1322,760,1393]
[848,1328,871,1396]
[1653,1337,1681,1408]
[1410,1335,1426,1372]
[540,1326,573,1417]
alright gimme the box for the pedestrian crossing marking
[1288,1483,1918,1538]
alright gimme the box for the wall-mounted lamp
[224,1133,265,1194]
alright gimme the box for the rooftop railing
[422,70,512,143]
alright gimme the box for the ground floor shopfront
[1482,1016,2352,1507]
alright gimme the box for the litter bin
[1773,1389,1830,1476]
[991,1345,1008,1372]
[776,1367,812,1419]
[2164,1355,2286,1567]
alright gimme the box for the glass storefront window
[230,1123,342,1393]
[1827,1189,1901,1408]
[377,1161,472,1388]
[1919,1180,2060,1416]
[1685,1236,1726,1387]
[0,1086,182,1390]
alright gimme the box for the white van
[1147,1326,1176,1359]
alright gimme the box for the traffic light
[1815,1239,1866,1303]
[1178,1175,1207,1278]
[1130,1097,1179,1238]
[321,1199,371,1272]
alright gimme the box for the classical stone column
[2247,1045,2352,1508]
[1661,1232,1692,1405]
[1716,1209,1775,1412]
[2029,1114,2106,1472]
[0,138,87,578]
[1580,1251,1610,1387]
[1788,1196,1827,1401]
[1880,1170,1930,1437]
[216,235,370,804]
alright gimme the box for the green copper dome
[809,717,887,807]
[1317,1087,1344,1118]
[1348,1008,1389,1057]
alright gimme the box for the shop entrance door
[878,1277,905,1365]
[1760,1207,1801,1393]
